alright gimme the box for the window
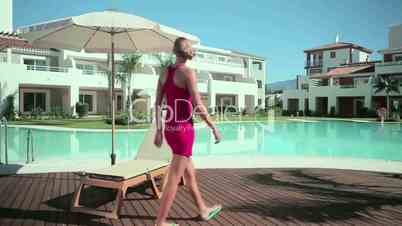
[218,56,226,62]
[24,58,47,71]
[394,54,402,62]
[23,58,47,66]
[79,94,94,112]
[257,80,263,88]
[330,51,336,58]
[196,53,205,58]
[117,95,123,112]
[23,92,47,112]
[76,64,96,74]
[252,61,263,70]
[223,75,233,81]
[258,98,262,105]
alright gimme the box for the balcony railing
[193,56,244,68]
[376,61,402,67]
[26,64,69,73]
[305,60,323,68]
[12,47,54,56]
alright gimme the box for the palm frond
[372,75,400,95]
[153,53,175,75]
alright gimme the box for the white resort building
[282,26,402,117]
[0,0,266,117]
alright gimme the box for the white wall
[0,0,13,32]
[389,24,402,49]
[358,51,370,62]
[310,48,370,75]
[322,48,349,71]
[309,84,372,112]
[282,89,308,111]
[376,62,402,75]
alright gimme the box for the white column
[238,93,245,111]
[121,80,127,112]
[328,96,336,114]
[207,78,216,114]
[364,95,372,109]
[300,98,305,112]
[329,77,334,87]
[309,96,316,112]
[254,95,258,109]
[70,85,80,116]
[6,48,12,64]
[283,96,288,110]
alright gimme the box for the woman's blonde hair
[173,37,193,60]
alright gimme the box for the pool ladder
[0,117,8,165]
[26,129,34,164]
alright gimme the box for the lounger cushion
[86,159,168,180]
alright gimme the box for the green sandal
[201,205,222,221]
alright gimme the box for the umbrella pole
[111,34,116,166]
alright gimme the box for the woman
[153,37,222,226]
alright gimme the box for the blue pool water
[1,121,402,164]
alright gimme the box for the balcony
[305,60,323,68]
[376,61,402,75]
[188,55,245,75]
[193,55,244,68]
[26,64,70,73]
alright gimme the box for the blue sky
[13,0,402,83]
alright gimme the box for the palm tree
[119,52,143,122]
[153,53,175,74]
[373,75,400,119]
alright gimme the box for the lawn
[9,118,151,129]
[8,114,275,129]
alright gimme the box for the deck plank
[0,168,402,226]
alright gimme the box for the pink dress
[162,65,195,157]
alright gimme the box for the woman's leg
[183,159,221,219]
[156,154,189,226]
[183,159,207,212]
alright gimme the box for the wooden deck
[1,168,402,225]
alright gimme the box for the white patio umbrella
[19,10,199,165]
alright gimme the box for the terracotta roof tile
[304,42,372,53]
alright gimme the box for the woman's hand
[212,127,222,144]
[154,130,163,147]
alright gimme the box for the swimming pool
[1,121,402,172]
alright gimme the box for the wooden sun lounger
[71,123,173,219]
[71,160,169,219]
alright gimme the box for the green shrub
[75,102,89,118]
[358,107,368,117]
[367,108,378,118]
[282,110,290,116]
[312,111,321,117]
[31,107,44,119]
[329,106,336,117]
[2,94,16,120]
[134,111,148,121]
[304,109,312,116]
[298,110,304,116]
[105,115,134,125]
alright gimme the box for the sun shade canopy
[19,10,200,53]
